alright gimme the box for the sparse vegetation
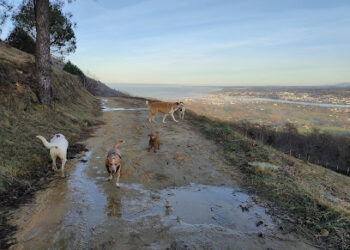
[62,60,128,97]
[0,41,100,202]
[231,121,350,176]
[186,110,350,249]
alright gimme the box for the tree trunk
[34,0,52,106]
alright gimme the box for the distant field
[184,87,350,134]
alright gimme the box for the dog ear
[176,102,179,105]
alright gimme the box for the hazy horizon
[107,81,350,88]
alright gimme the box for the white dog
[178,102,185,120]
[36,133,69,177]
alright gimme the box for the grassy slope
[0,42,100,198]
[186,111,350,249]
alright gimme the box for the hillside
[83,76,128,97]
[0,41,100,202]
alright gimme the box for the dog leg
[108,173,113,181]
[116,166,121,187]
[60,158,66,178]
[170,112,178,122]
[151,115,157,123]
[52,155,58,171]
[162,114,168,123]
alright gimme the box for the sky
[2,0,350,86]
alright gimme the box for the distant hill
[334,82,350,88]
[52,56,128,97]
[83,76,128,97]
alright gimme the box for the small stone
[256,221,263,227]
[321,229,329,237]
[165,200,171,209]
[109,239,116,245]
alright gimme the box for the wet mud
[9,97,318,250]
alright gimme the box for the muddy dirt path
[10,97,317,250]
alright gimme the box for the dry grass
[0,42,101,197]
[186,110,350,249]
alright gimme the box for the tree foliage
[63,61,84,76]
[0,0,13,34]
[12,0,76,55]
[6,26,36,54]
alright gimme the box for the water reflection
[100,98,148,112]
[106,194,122,218]
[231,97,350,108]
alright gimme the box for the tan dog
[105,140,123,187]
[148,132,160,153]
[146,100,181,123]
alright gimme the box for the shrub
[63,61,84,77]
[6,26,35,54]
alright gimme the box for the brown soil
[8,97,318,250]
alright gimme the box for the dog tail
[36,135,57,149]
[113,140,124,149]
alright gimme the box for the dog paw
[116,183,120,188]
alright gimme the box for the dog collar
[112,151,122,159]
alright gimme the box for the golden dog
[105,140,123,187]
[146,100,181,123]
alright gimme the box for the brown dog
[105,140,123,187]
[148,132,160,153]
[146,100,181,123]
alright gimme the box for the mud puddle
[162,184,274,233]
[50,151,277,249]
[101,98,148,112]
